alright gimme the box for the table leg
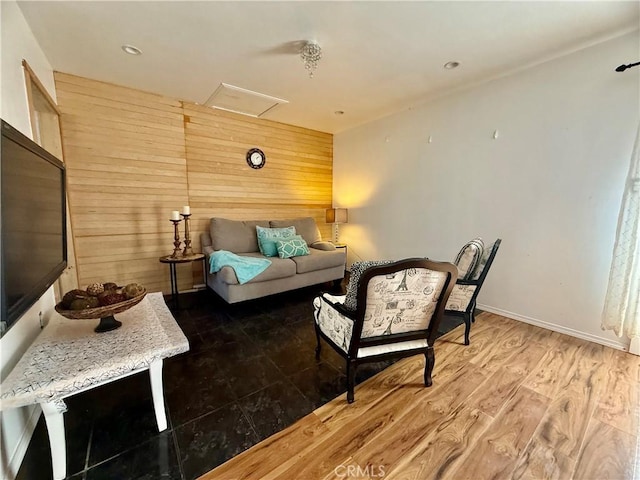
[169,263,178,309]
[149,359,168,431]
[159,430,170,475]
[41,401,66,480]
[168,263,175,296]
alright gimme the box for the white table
[0,292,189,480]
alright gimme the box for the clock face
[246,148,266,169]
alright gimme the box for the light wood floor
[200,313,640,480]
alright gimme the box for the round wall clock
[246,148,266,169]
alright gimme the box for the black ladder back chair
[445,238,502,345]
[312,258,458,403]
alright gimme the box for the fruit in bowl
[61,289,91,309]
[56,282,147,333]
[58,282,147,312]
[86,283,105,296]
[70,297,100,310]
[98,292,127,306]
[123,283,145,299]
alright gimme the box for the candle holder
[170,219,182,258]
[181,213,194,256]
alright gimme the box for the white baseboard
[3,405,41,480]
[477,303,628,352]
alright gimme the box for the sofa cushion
[454,237,484,280]
[276,237,310,259]
[313,294,353,353]
[291,248,346,274]
[210,218,269,253]
[270,217,322,245]
[256,226,297,257]
[216,252,296,284]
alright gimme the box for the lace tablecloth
[0,292,189,411]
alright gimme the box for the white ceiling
[17,1,639,134]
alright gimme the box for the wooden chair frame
[445,238,502,345]
[314,258,457,403]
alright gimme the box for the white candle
[182,205,190,215]
[170,210,180,221]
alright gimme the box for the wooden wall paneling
[56,72,334,293]
[55,73,190,294]
[183,102,333,286]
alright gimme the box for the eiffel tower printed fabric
[361,268,447,338]
[445,284,477,311]
[312,294,354,354]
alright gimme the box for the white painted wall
[334,31,639,351]
[0,2,58,478]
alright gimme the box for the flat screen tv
[1,120,67,335]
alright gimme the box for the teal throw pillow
[256,226,296,257]
[276,237,310,259]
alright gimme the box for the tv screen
[1,120,67,334]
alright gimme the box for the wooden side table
[159,253,205,308]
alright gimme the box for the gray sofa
[200,217,346,303]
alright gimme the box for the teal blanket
[209,250,272,285]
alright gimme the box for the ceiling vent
[203,83,288,118]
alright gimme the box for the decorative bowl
[55,288,147,332]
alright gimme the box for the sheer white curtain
[602,124,640,354]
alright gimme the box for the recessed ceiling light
[334,110,345,115]
[444,61,460,70]
[122,45,142,55]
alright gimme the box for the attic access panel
[203,83,288,117]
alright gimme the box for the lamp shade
[326,208,348,224]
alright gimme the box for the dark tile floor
[16,281,463,480]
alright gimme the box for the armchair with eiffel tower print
[444,238,502,346]
[312,258,458,403]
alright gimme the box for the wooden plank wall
[183,103,333,273]
[55,73,190,293]
[55,73,333,293]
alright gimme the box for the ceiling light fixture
[300,41,322,78]
[121,44,142,55]
[444,61,460,70]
